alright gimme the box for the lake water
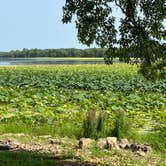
[0,57,104,66]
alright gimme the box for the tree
[62,0,166,79]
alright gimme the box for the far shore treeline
[0,48,107,58]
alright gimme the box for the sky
[0,0,88,51]
[1,1,164,52]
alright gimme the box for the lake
[0,57,105,66]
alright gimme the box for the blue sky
[1,1,164,52]
[0,0,87,51]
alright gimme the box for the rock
[140,144,152,153]
[49,138,73,146]
[96,138,107,149]
[130,143,139,152]
[124,144,130,150]
[129,143,151,153]
[137,151,146,157]
[49,139,57,144]
[106,137,119,149]
[14,133,25,137]
[146,145,152,152]
[0,144,11,150]
[106,137,117,144]
[13,141,20,146]
[39,135,52,139]
[1,133,25,137]
[78,138,95,149]
[118,138,129,149]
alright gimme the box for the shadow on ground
[54,160,97,166]
[0,150,97,166]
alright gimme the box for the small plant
[111,110,131,139]
[83,109,96,138]
[82,109,106,139]
[96,111,106,138]
[96,112,105,132]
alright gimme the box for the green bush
[111,110,132,139]
[82,109,106,139]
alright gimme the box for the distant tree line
[0,48,107,58]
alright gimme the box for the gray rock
[1,133,25,137]
[130,143,139,152]
[124,144,130,150]
[96,138,107,149]
[130,144,151,153]
[49,139,57,144]
[39,135,52,139]
[106,137,119,149]
[137,151,146,157]
[140,144,152,153]
[118,138,129,149]
[78,138,95,149]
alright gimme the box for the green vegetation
[0,151,55,166]
[0,64,165,154]
[0,48,107,58]
[0,52,8,57]
[0,64,166,145]
[0,64,165,166]
[83,109,106,139]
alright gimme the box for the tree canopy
[62,0,166,79]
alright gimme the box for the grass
[0,151,55,166]
[0,149,164,166]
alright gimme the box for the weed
[111,110,132,139]
[82,109,107,139]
